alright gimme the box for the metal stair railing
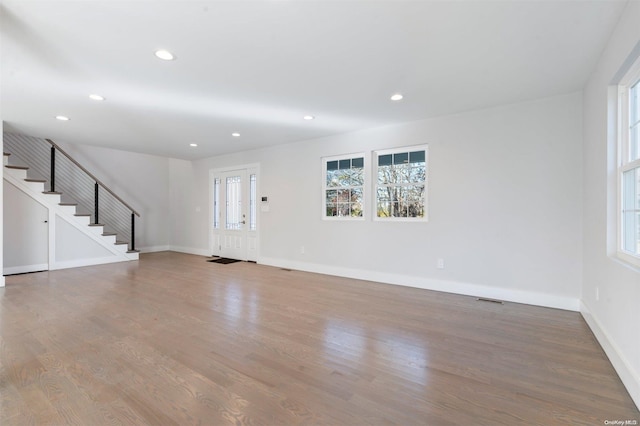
[4,133,140,252]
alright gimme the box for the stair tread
[115,241,128,245]
[102,232,117,236]
[88,223,105,227]
[25,178,47,183]
[3,152,10,156]
[127,250,140,253]
[59,203,78,206]
[42,191,62,195]
[74,213,91,216]
[5,165,28,170]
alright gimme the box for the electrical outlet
[437,258,444,269]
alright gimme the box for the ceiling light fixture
[190,143,198,147]
[232,132,240,137]
[303,115,315,120]
[155,49,175,61]
[55,115,70,121]
[89,94,105,101]
[390,93,403,101]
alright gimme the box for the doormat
[207,258,241,264]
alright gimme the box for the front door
[212,167,258,261]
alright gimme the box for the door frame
[209,163,260,261]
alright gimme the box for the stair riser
[114,244,129,254]
[42,194,61,204]
[87,226,105,236]
[73,216,91,226]
[58,205,77,215]
[4,167,28,180]
[23,181,45,193]
[102,235,116,244]
[125,252,139,261]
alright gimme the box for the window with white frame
[619,58,640,265]
[375,146,428,220]
[323,154,365,218]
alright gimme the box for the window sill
[322,216,365,221]
[615,251,640,273]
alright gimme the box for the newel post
[94,182,100,225]
[130,212,136,252]
[50,146,56,192]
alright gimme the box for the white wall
[581,0,640,408]
[168,158,204,255]
[0,13,4,287]
[56,142,172,252]
[0,123,4,287]
[171,92,583,311]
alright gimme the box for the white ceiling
[0,0,628,160]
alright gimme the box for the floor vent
[476,297,504,304]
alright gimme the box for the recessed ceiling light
[190,143,198,147]
[303,115,315,120]
[232,132,240,137]
[55,115,70,121]
[89,94,105,101]
[390,93,403,101]
[155,49,175,61]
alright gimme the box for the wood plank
[1,251,638,425]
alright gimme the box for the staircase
[3,145,138,274]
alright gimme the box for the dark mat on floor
[207,257,241,264]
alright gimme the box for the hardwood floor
[1,251,638,425]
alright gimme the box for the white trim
[139,245,170,253]
[0,277,5,288]
[619,55,640,87]
[50,256,129,271]
[258,256,579,311]
[616,54,640,268]
[581,301,640,409]
[618,248,640,269]
[169,245,210,257]
[3,263,48,275]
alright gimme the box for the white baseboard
[3,263,49,275]
[51,256,132,271]
[258,257,580,312]
[169,245,210,257]
[581,301,640,409]
[138,245,171,253]
[0,276,5,287]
